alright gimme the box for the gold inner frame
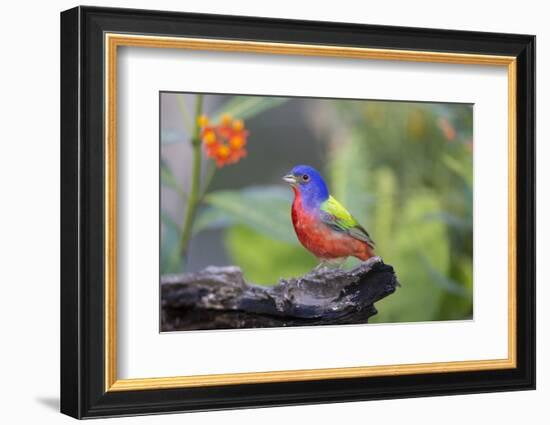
[104,33,517,392]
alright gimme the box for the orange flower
[229,135,245,150]
[437,117,456,141]
[199,114,249,167]
[197,114,209,128]
[202,128,217,145]
[221,114,232,126]
[232,119,244,131]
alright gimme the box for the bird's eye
[302,174,310,182]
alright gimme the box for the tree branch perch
[161,256,398,331]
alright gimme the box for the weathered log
[161,256,398,331]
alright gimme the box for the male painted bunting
[283,165,375,268]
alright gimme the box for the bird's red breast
[291,188,373,261]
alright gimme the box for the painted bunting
[283,165,375,268]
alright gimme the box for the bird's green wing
[320,196,375,248]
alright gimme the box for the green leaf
[161,209,181,233]
[212,96,288,122]
[160,210,182,273]
[192,206,234,236]
[442,153,473,185]
[203,185,298,244]
[436,256,473,320]
[420,255,469,298]
[422,211,472,230]
[160,158,185,200]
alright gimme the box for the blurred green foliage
[161,95,473,323]
[226,225,316,284]
[326,102,473,322]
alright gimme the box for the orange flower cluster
[198,114,249,167]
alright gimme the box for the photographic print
[61,8,535,417]
[160,92,473,332]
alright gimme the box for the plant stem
[179,94,204,260]
[200,163,217,198]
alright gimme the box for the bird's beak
[283,174,297,185]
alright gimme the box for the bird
[283,165,375,269]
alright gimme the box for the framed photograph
[60,6,535,419]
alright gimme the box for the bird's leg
[312,257,346,272]
[312,260,330,272]
[328,257,347,269]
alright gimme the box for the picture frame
[60,5,535,419]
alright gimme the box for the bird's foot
[312,258,346,273]
[312,262,330,273]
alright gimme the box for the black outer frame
[60,5,535,419]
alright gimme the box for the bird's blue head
[283,165,329,209]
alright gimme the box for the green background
[160,93,473,323]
